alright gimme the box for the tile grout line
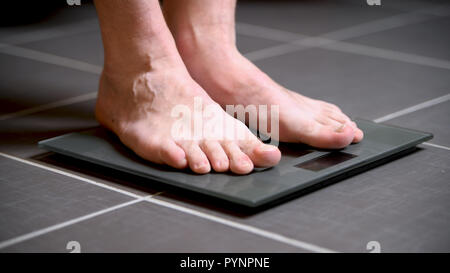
[0,150,334,253]
[422,142,450,151]
[0,9,448,122]
[0,8,445,77]
[0,197,147,251]
[0,92,97,121]
[1,90,448,151]
[0,18,99,46]
[0,11,448,122]
[372,93,450,151]
[373,93,450,123]
[0,152,142,199]
[1,47,449,124]
[144,195,336,253]
[0,189,336,253]
[1,97,448,251]
[240,8,445,61]
[239,22,450,70]
[2,2,446,48]
[0,43,102,74]
[0,150,334,252]
[319,40,450,70]
[0,4,446,253]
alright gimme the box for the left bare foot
[168,23,363,149]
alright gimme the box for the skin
[163,0,364,148]
[94,0,281,175]
[93,0,363,175]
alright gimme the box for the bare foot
[95,59,281,174]
[94,0,280,174]
[171,26,364,149]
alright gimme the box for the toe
[352,122,364,143]
[304,122,355,149]
[328,111,351,125]
[326,110,364,144]
[159,140,188,169]
[179,141,211,174]
[320,101,342,113]
[317,116,346,132]
[222,141,254,174]
[200,140,229,172]
[239,139,281,168]
[126,134,164,164]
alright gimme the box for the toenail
[336,123,346,132]
[241,160,252,168]
[195,161,208,170]
[180,158,187,166]
[217,160,225,169]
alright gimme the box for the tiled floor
[0,0,449,252]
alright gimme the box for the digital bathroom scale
[38,119,432,208]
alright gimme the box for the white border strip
[0,152,141,199]
[145,196,337,253]
[0,198,144,250]
[374,93,450,123]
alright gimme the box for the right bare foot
[95,58,281,175]
[94,0,280,174]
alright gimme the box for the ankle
[105,47,181,76]
[169,22,237,57]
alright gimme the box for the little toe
[353,125,364,143]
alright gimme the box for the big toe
[241,141,281,168]
[222,141,254,174]
[304,122,355,149]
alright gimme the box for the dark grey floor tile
[21,30,104,66]
[347,16,450,61]
[0,100,97,158]
[0,54,98,115]
[3,201,302,252]
[0,156,133,242]
[237,34,282,54]
[253,47,450,119]
[0,93,196,198]
[384,101,450,147]
[0,4,98,43]
[155,145,450,252]
[0,99,178,197]
[236,0,402,36]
